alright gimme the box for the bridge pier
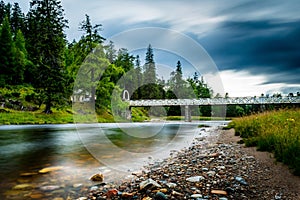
[184,105,191,122]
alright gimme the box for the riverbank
[84,128,300,200]
[0,108,229,125]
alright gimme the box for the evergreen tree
[105,40,116,63]
[113,48,135,99]
[11,3,25,35]
[143,44,156,84]
[14,29,27,84]
[0,16,15,86]
[133,55,142,99]
[142,44,159,99]
[66,15,105,80]
[0,1,11,23]
[74,44,110,105]
[26,0,69,113]
[168,61,186,97]
[187,73,212,116]
[74,14,106,102]
[79,14,105,52]
[0,1,5,23]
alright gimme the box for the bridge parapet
[129,96,300,107]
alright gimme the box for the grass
[0,106,150,125]
[228,109,300,175]
[0,109,74,125]
[0,108,116,125]
[166,116,231,121]
[131,107,150,122]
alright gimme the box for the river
[0,121,228,199]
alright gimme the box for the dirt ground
[218,129,300,199]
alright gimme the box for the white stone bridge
[128,96,300,121]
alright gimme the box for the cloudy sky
[9,0,300,97]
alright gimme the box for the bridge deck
[129,97,300,107]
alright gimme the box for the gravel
[84,128,300,200]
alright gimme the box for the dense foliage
[0,0,214,117]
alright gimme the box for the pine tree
[11,3,25,35]
[105,40,116,63]
[26,0,69,113]
[0,1,5,23]
[141,44,159,99]
[75,14,106,103]
[14,29,27,84]
[168,60,187,98]
[134,55,142,99]
[74,44,110,105]
[144,44,156,84]
[79,14,105,53]
[0,16,15,86]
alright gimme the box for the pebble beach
[84,128,300,200]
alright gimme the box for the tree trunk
[44,98,52,114]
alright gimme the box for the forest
[0,0,215,118]
[0,0,290,121]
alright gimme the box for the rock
[90,186,98,191]
[30,193,44,199]
[225,187,235,194]
[132,171,143,176]
[38,166,64,174]
[154,192,167,200]
[159,188,168,193]
[166,182,177,188]
[211,189,227,195]
[275,193,282,200]
[107,189,118,198]
[76,198,87,200]
[208,152,219,157]
[207,171,216,177]
[171,191,184,196]
[186,176,205,182]
[53,198,64,200]
[202,168,209,172]
[17,178,31,183]
[122,192,134,198]
[191,194,203,198]
[20,172,38,177]
[235,176,248,185]
[12,184,34,190]
[73,183,83,188]
[4,190,23,196]
[142,197,153,200]
[140,178,161,190]
[40,185,60,191]
[90,173,104,182]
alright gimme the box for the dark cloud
[200,19,300,84]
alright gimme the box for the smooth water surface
[0,121,227,199]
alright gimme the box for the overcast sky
[8,0,300,97]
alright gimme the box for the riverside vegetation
[1,0,275,122]
[228,109,300,175]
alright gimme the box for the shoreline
[84,128,300,200]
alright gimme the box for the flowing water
[0,121,228,199]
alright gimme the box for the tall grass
[229,109,300,175]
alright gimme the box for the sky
[7,0,300,97]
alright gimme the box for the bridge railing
[129,96,300,106]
